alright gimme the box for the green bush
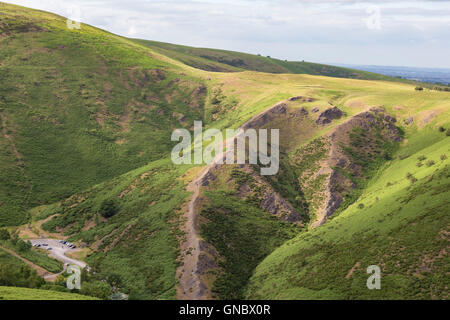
[440,154,447,161]
[79,280,112,300]
[0,229,10,240]
[415,86,423,91]
[17,239,31,252]
[417,155,426,161]
[99,199,119,218]
[426,160,435,167]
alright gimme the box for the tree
[0,228,10,240]
[99,199,119,218]
[80,280,112,300]
[17,239,31,252]
[415,86,423,91]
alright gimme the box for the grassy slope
[0,241,62,273]
[246,128,450,299]
[0,2,205,226]
[1,2,449,300]
[12,54,450,300]
[132,39,408,82]
[0,286,98,300]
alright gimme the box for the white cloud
[3,0,450,67]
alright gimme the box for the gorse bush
[426,160,435,167]
[0,229,10,240]
[99,199,119,218]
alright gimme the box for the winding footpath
[176,100,288,299]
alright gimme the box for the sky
[4,0,450,68]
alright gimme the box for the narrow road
[29,239,87,269]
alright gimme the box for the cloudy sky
[5,0,450,68]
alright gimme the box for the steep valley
[0,2,449,300]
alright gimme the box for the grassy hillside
[0,286,98,300]
[0,2,206,226]
[246,128,450,299]
[0,2,449,301]
[132,39,407,82]
[1,240,63,273]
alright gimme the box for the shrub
[415,86,423,91]
[416,162,423,167]
[426,160,435,167]
[99,199,119,218]
[17,239,31,252]
[79,280,112,300]
[0,228,10,240]
[398,153,410,160]
[417,155,426,161]
[446,129,450,136]
[357,203,365,209]
[438,126,445,132]
[406,172,418,184]
[440,154,447,161]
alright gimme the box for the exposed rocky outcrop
[260,191,301,222]
[404,116,414,125]
[289,96,314,102]
[316,106,344,125]
[309,107,403,227]
[242,103,287,129]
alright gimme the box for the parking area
[29,238,86,269]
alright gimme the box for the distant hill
[334,64,450,85]
[131,39,409,82]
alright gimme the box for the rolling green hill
[0,2,449,300]
[132,39,408,82]
[0,2,206,225]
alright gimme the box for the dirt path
[0,246,61,281]
[176,100,290,299]
[0,114,33,203]
[176,166,211,300]
[0,114,24,170]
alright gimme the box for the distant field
[335,64,450,85]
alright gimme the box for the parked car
[42,243,48,246]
